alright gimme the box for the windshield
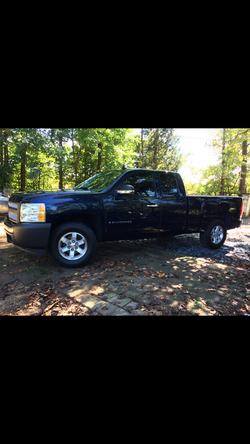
[75,170,123,192]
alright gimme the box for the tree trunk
[141,129,144,167]
[0,129,3,166]
[71,129,83,186]
[153,128,159,170]
[20,147,26,191]
[220,128,226,195]
[84,145,88,180]
[59,163,63,189]
[3,129,9,165]
[59,135,63,189]
[239,139,247,194]
[97,143,102,172]
[71,129,77,185]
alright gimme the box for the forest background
[0,128,249,196]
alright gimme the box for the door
[104,171,161,240]
[157,172,187,234]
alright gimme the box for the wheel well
[219,213,231,229]
[50,214,103,241]
[201,215,231,232]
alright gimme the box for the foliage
[0,128,184,192]
[185,128,250,196]
[135,128,182,171]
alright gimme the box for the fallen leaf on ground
[144,271,151,276]
[156,272,166,278]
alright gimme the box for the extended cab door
[104,171,161,240]
[156,172,187,235]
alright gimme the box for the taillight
[240,202,244,218]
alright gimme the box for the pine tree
[139,128,182,171]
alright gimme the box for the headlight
[20,203,46,222]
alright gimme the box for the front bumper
[4,216,51,256]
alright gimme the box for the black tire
[48,222,97,268]
[200,219,227,250]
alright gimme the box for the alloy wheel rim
[210,225,224,244]
[58,232,88,260]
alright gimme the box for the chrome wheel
[210,225,224,245]
[58,231,88,261]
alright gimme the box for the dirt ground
[0,218,250,316]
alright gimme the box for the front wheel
[200,219,227,250]
[48,222,97,268]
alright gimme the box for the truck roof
[124,168,178,174]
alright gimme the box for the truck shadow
[119,232,250,266]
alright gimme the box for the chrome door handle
[147,204,159,207]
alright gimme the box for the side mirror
[115,184,135,198]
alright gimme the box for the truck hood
[8,189,92,203]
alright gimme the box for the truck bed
[187,194,242,233]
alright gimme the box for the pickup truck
[4,168,243,268]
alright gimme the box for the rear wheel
[200,219,227,250]
[48,222,97,268]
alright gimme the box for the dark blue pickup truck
[4,169,243,268]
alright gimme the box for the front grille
[8,202,18,210]
[8,202,19,223]
[8,212,17,221]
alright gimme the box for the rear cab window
[158,173,179,197]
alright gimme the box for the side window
[120,173,156,197]
[159,174,179,197]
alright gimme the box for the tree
[2,128,179,193]
[48,128,71,189]
[239,130,250,194]
[220,128,226,195]
[137,128,182,171]
[10,128,49,191]
[0,128,12,191]
[70,128,82,186]
[141,128,144,167]
[74,128,136,182]
[187,128,250,196]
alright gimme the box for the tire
[200,219,227,250]
[48,222,97,268]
